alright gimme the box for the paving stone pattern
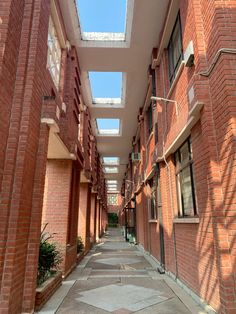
[38,228,207,314]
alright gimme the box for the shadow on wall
[195,3,236,312]
[122,3,236,312]
[162,2,236,312]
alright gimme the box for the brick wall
[0,1,51,313]
[42,160,80,277]
[0,1,106,313]
[123,0,236,312]
[78,183,92,252]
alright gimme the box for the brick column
[0,1,50,313]
[23,124,50,312]
[95,199,100,240]
[93,195,98,242]
[90,193,97,244]
[98,200,102,237]
[78,183,92,252]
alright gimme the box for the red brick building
[0,1,107,313]
[121,1,236,313]
[0,0,235,313]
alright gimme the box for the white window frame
[175,138,197,217]
[47,17,62,88]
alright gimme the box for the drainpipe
[198,48,236,77]
[160,56,179,279]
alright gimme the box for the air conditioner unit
[184,41,194,67]
[132,152,141,162]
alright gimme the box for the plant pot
[35,271,62,311]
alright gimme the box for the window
[47,17,62,88]
[168,13,183,84]
[147,104,153,136]
[154,122,158,144]
[107,194,118,206]
[175,138,197,217]
[151,67,156,97]
[148,177,157,220]
[137,138,141,153]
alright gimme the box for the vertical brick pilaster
[78,183,92,251]
[85,184,92,249]
[98,200,102,238]
[22,123,50,313]
[0,1,50,313]
[90,193,96,244]
[93,195,98,241]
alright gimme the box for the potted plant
[35,224,62,311]
[76,236,85,264]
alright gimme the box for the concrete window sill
[149,219,158,223]
[173,217,200,224]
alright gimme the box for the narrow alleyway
[38,228,206,314]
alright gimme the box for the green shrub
[37,224,62,286]
[108,213,118,224]
[77,236,84,254]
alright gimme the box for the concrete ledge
[148,219,158,223]
[166,271,217,314]
[35,272,62,311]
[82,32,125,41]
[36,279,76,314]
[173,217,200,224]
[76,251,85,264]
[63,262,77,279]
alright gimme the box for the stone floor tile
[39,228,208,314]
[112,309,132,314]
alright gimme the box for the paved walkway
[38,228,207,314]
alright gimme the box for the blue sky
[89,72,122,98]
[97,118,120,131]
[103,157,119,165]
[77,0,127,33]
[76,1,125,136]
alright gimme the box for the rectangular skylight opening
[104,167,118,174]
[89,72,122,100]
[108,188,119,191]
[107,180,118,184]
[107,186,118,190]
[103,157,119,165]
[96,119,120,136]
[76,0,127,34]
[107,183,118,187]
